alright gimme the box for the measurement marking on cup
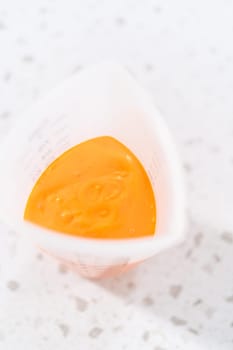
[28,119,48,141]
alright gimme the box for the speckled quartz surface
[0,1,233,349]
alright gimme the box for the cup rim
[1,62,186,259]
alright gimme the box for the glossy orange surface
[24,136,156,239]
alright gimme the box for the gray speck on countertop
[184,138,203,146]
[58,263,68,274]
[16,36,27,46]
[194,232,203,247]
[36,253,43,260]
[34,317,43,329]
[7,280,20,291]
[53,30,63,38]
[0,21,6,30]
[188,328,199,335]
[169,285,183,299]
[75,296,88,312]
[58,323,70,337]
[142,330,150,341]
[115,17,126,26]
[170,316,187,326]
[39,21,48,30]
[0,330,5,342]
[88,327,103,338]
[209,46,217,55]
[39,7,48,14]
[142,296,154,306]
[3,72,11,82]
[22,55,34,63]
[112,325,123,332]
[213,254,221,263]
[211,145,220,153]
[193,299,203,306]
[187,49,197,58]
[185,249,193,258]
[183,162,192,173]
[202,263,213,274]
[226,55,233,62]
[221,231,233,244]
[225,295,233,303]
[127,281,136,289]
[205,307,215,319]
[0,111,10,119]
[154,6,162,13]
[145,63,154,72]
[72,65,83,74]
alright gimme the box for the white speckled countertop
[0,1,233,349]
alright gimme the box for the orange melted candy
[24,136,156,239]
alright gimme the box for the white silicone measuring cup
[0,62,185,278]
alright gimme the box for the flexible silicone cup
[0,63,185,278]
